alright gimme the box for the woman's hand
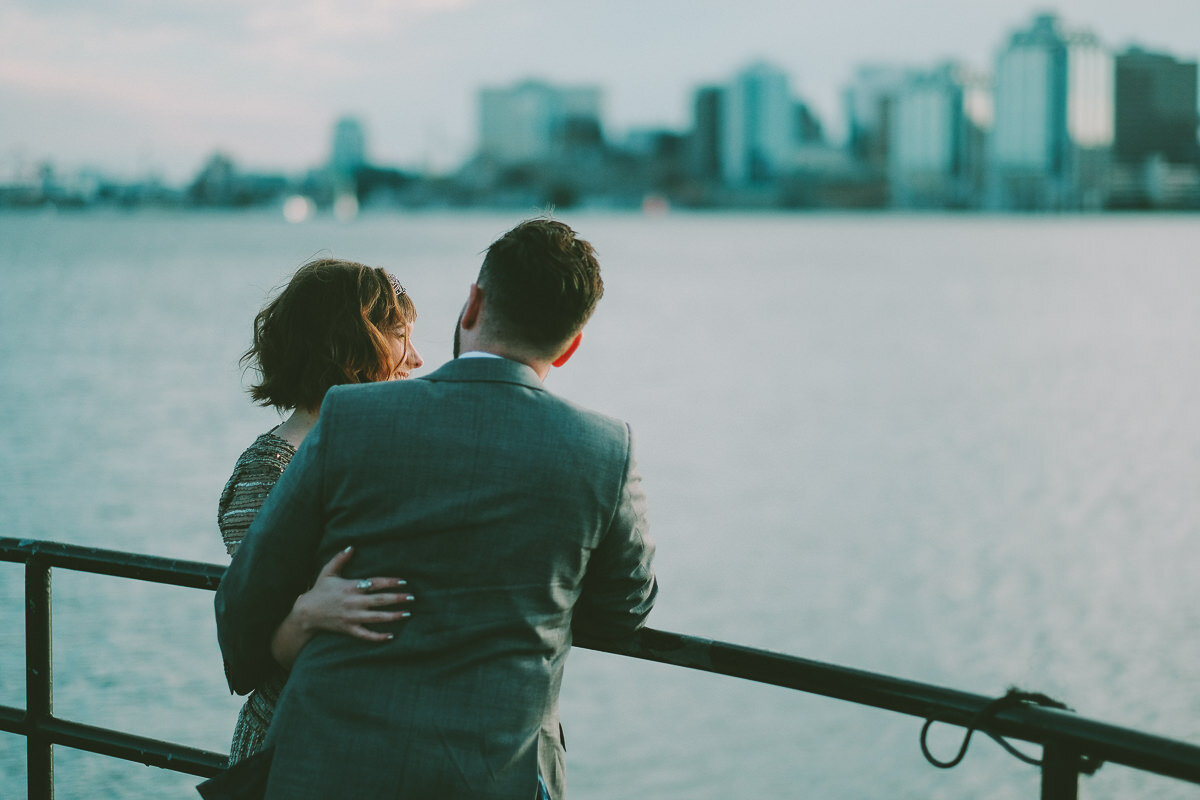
[269,546,414,669]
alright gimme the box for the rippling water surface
[2,210,1199,799]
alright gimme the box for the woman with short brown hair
[218,257,422,764]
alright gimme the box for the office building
[844,65,909,171]
[478,80,603,166]
[690,86,723,182]
[889,63,991,208]
[988,13,1113,209]
[1114,48,1199,166]
[1110,47,1200,207]
[794,101,824,145]
[721,62,796,185]
[329,117,368,178]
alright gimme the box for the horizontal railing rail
[4,536,1200,800]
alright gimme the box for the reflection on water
[2,211,1199,799]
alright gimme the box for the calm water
[1,210,1199,799]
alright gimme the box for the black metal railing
[4,536,1200,799]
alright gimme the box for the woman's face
[388,322,422,380]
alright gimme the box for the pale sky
[2,0,1197,181]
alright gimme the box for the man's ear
[460,283,484,330]
[552,332,583,368]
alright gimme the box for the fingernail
[403,594,415,601]
[342,546,353,553]
[396,579,407,586]
[386,633,395,640]
[401,611,412,618]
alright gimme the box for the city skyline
[2,0,1199,181]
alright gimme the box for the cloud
[0,6,303,117]
[245,0,477,42]
[0,0,495,175]
[0,0,485,98]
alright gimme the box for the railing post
[26,559,54,800]
[1041,742,1080,800]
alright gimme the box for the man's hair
[478,219,603,355]
[242,258,417,412]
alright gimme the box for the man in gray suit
[215,219,658,799]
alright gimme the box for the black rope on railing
[920,688,1105,775]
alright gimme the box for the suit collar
[421,356,545,390]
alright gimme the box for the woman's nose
[408,345,423,369]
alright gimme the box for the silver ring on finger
[356,579,373,591]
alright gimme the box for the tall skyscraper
[1110,48,1200,207]
[477,80,603,166]
[889,63,991,208]
[844,65,909,172]
[329,116,368,178]
[690,86,723,182]
[1114,48,1199,167]
[988,13,1113,209]
[721,62,795,185]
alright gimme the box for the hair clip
[386,271,406,298]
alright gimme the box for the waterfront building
[794,101,824,145]
[329,116,368,178]
[720,61,796,185]
[188,153,237,205]
[1114,48,1199,166]
[889,63,991,208]
[843,65,910,172]
[690,86,723,182]
[988,13,1113,210]
[477,80,604,166]
[619,127,690,202]
[1110,47,1200,208]
[186,153,288,208]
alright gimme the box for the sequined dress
[217,430,296,764]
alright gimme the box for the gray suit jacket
[215,357,657,799]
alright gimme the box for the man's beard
[452,309,463,358]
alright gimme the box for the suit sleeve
[214,406,333,694]
[573,424,658,640]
